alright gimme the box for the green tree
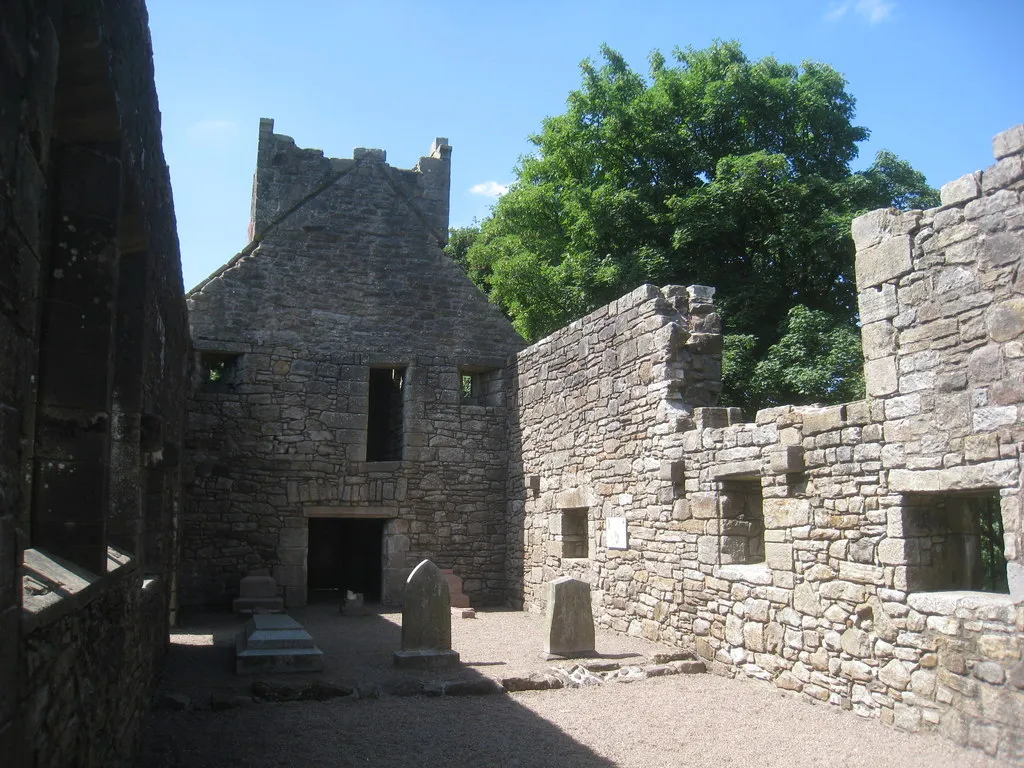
[464,41,938,413]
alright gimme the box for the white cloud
[186,119,238,144]
[826,0,895,24]
[469,181,509,197]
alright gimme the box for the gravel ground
[139,603,1003,768]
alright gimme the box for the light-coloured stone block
[856,235,913,289]
[939,171,982,207]
[993,124,1024,160]
[865,356,898,397]
[763,498,809,528]
[888,460,1019,493]
[768,446,804,474]
[986,297,1024,342]
[764,542,792,571]
[858,283,898,324]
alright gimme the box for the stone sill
[714,562,772,585]
[906,590,1018,617]
[22,545,137,634]
[351,460,404,474]
[561,557,591,565]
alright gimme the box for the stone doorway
[306,517,386,602]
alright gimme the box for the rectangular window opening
[560,508,589,559]
[719,478,765,565]
[902,492,1008,593]
[200,352,242,388]
[459,366,502,406]
[367,366,406,462]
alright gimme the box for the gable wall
[183,123,525,607]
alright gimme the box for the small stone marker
[543,577,596,659]
[393,559,460,669]
[339,590,367,616]
[442,568,476,618]
[232,569,284,614]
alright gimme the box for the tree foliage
[459,41,938,411]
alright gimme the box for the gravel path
[139,604,1003,768]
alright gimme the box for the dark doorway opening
[307,518,385,602]
[367,366,405,461]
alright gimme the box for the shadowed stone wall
[513,127,1023,762]
[0,0,190,765]
[183,121,525,608]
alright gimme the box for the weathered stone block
[856,235,913,289]
[993,124,1024,159]
[889,461,1019,493]
[940,171,982,207]
[864,356,898,397]
[986,297,1024,342]
[840,628,872,658]
[763,498,809,528]
[859,283,899,324]
[764,542,792,571]
[767,446,804,474]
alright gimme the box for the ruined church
[1,1,1022,765]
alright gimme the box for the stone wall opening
[902,491,1009,593]
[199,351,242,388]
[559,508,590,559]
[306,517,385,602]
[367,366,405,461]
[718,478,765,565]
[459,365,502,406]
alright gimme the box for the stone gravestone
[393,559,460,669]
[339,590,367,616]
[232,569,284,614]
[442,568,476,619]
[543,577,596,659]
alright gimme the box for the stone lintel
[888,461,1019,493]
[711,460,761,480]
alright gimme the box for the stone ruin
[178,119,1023,761]
[2,4,1020,759]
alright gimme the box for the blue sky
[146,0,1024,291]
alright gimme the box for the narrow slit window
[367,366,406,462]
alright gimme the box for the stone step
[235,631,324,674]
[246,628,315,650]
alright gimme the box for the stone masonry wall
[1,0,190,765]
[506,283,722,628]
[184,122,525,608]
[513,127,1023,762]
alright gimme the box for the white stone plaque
[606,517,628,550]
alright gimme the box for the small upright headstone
[543,577,596,659]
[442,568,476,618]
[340,590,367,616]
[393,559,460,669]
[232,569,284,614]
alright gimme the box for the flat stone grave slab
[235,614,323,674]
